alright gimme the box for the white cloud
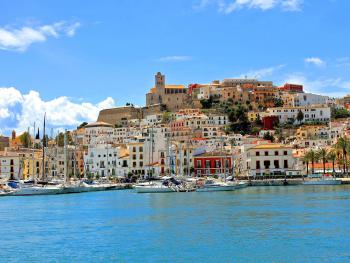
[282,73,348,97]
[238,64,285,79]
[197,0,303,13]
[0,21,81,52]
[305,57,326,67]
[158,56,192,62]
[0,87,115,134]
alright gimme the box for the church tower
[155,72,165,90]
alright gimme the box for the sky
[0,0,350,135]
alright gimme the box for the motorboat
[196,179,248,192]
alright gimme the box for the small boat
[196,179,248,192]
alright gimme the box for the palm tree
[304,149,317,175]
[308,149,317,174]
[336,137,349,174]
[302,152,311,176]
[327,149,337,175]
[317,148,328,175]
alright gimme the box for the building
[84,144,119,178]
[278,83,303,93]
[146,72,191,111]
[280,92,329,107]
[0,136,9,151]
[245,144,300,177]
[262,105,331,124]
[84,121,115,145]
[193,151,232,176]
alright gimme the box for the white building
[0,154,22,180]
[84,144,120,178]
[263,105,331,124]
[84,122,115,145]
[281,93,329,107]
[245,144,300,177]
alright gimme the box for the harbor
[1,185,349,262]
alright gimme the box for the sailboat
[10,115,62,196]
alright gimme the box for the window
[256,151,260,156]
[197,160,201,168]
[274,160,279,169]
[284,160,288,168]
[256,161,260,169]
[275,151,278,156]
[265,151,268,156]
[205,160,211,168]
[264,160,271,169]
[284,151,288,156]
[215,160,221,168]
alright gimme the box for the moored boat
[196,179,248,192]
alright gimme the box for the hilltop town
[2,72,350,181]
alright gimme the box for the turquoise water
[1,186,350,262]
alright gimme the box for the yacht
[196,179,248,192]
[9,182,62,196]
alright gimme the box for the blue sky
[0,0,350,134]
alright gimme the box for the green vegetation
[77,122,88,129]
[19,132,32,148]
[263,132,275,142]
[55,131,73,147]
[273,98,284,107]
[297,110,304,124]
[331,107,350,119]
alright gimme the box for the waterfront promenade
[1,185,350,262]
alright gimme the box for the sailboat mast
[42,113,46,181]
[64,129,68,183]
[32,122,36,183]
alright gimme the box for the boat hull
[11,186,61,196]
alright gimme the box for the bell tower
[155,72,165,90]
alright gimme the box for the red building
[278,83,303,93]
[262,116,279,130]
[193,152,232,176]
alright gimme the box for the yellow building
[248,111,260,122]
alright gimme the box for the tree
[336,137,349,174]
[317,148,328,175]
[77,122,88,129]
[200,97,213,109]
[297,110,304,124]
[263,132,275,143]
[19,132,32,148]
[55,131,73,147]
[305,149,317,174]
[327,150,337,174]
[331,107,350,119]
[302,152,311,175]
[273,98,284,107]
